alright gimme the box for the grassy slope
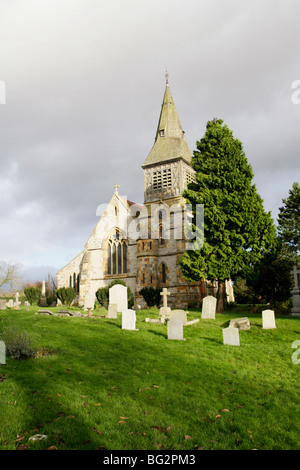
[0,306,299,450]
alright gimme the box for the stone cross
[160,288,170,308]
[291,265,300,289]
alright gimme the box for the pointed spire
[142,79,192,168]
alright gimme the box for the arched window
[162,263,167,284]
[159,225,165,245]
[106,229,128,276]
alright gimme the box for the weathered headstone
[159,287,171,316]
[291,265,300,317]
[262,309,276,329]
[167,318,185,340]
[24,301,30,307]
[7,299,14,308]
[170,310,187,324]
[108,304,118,319]
[229,317,250,330]
[109,284,128,313]
[122,309,138,330]
[0,299,6,310]
[0,341,6,364]
[201,295,216,319]
[223,327,240,346]
[14,292,20,310]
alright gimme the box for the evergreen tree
[180,119,277,312]
[277,182,300,259]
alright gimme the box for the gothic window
[153,167,172,190]
[106,229,128,276]
[162,263,167,284]
[186,169,196,185]
[159,224,165,245]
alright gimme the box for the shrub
[139,287,162,308]
[56,287,76,306]
[96,286,109,308]
[96,279,134,309]
[0,322,36,359]
[24,286,41,306]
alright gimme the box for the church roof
[142,81,192,168]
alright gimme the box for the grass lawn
[0,305,299,451]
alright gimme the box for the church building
[57,78,229,309]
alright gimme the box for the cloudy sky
[0,0,299,285]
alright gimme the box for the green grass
[0,306,299,450]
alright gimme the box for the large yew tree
[180,119,277,312]
[277,181,300,259]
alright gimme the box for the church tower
[142,76,196,204]
[135,77,206,308]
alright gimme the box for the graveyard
[0,299,300,451]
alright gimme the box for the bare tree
[0,263,21,290]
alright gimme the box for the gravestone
[0,299,6,310]
[223,327,240,346]
[201,295,216,319]
[167,318,185,341]
[0,341,5,364]
[291,265,300,317]
[24,301,30,307]
[14,292,20,310]
[159,287,171,316]
[229,317,250,330]
[122,309,138,330]
[109,284,128,313]
[7,299,13,308]
[108,304,118,319]
[170,310,187,324]
[262,309,276,329]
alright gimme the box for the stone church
[57,79,233,309]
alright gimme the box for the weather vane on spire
[165,69,169,85]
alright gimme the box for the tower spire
[165,69,169,86]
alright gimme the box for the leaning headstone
[201,295,216,319]
[108,304,118,319]
[223,327,240,346]
[185,319,200,326]
[0,299,6,310]
[122,309,138,330]
[229,317,250,330]
[170,310,187,324]
[291,265,300,317]
[262,310,276,329]
[159,288,171,316]
[167,318,185,341]
[109,284,128,313]
[0,341,5,364]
